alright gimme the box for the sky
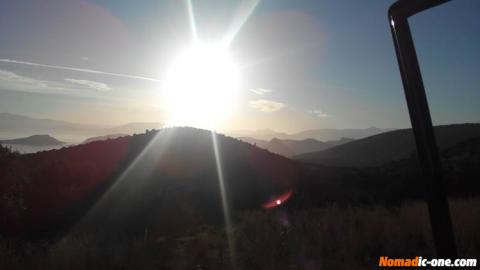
[0,0,478,133]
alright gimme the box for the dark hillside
[0,128,299,237]
[292,135,480,208]
[295,124,480,167]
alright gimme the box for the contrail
[0,58,162,82]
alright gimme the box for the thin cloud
[249,88,273,95]
[0,69,69,94]
[0,69,47,88]
[0,69,107,95]
[249,99,285,113]
[65,78,111,91]
[0,59,161,82]
[311,109,329,118]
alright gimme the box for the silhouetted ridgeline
[0,127,298,236]
[0,134,65,146]
[295,123,480,167]
[0,112,163,142]
[1,126,479,239]
[0,135,132,235]
[81,133,127,144]
[239,137,353,157]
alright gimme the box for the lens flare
[262,190,293,209]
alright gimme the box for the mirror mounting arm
[388,0,457,258]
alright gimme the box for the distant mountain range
[228,126,392,141]
[0,112,392,143]
[295,123,480,167]
[82,134,127,144]
[0,112,102,134]
[0,134,65,146]
[0,112,162,142]
[239,137,353,157]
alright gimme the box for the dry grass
[233,198,480,269]
[1,198,479,270]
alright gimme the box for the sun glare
[163,42,241,130]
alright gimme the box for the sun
[163,42,241,130]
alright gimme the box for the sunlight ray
[211,131,236,267]
[236,40,322,71]
[221,0,260,48]
[77,129,174,225]
[186,0,199,42]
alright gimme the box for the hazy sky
[0,0,478,133]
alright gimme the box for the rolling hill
[294,123,480,167]
[0,112,162,142]
[0,134,65,146]
[292,127,392,141]
[1,126,480,239]
[239,137,353,157]
[82,133,127,144]
[104,122,162,135]
[0,127,299,236]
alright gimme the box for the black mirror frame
[388,0,457,257]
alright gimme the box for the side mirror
[388,0,456,257]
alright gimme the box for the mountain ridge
[0,112,162,142]
[295,123,480,167]
[82,134,128,144]
[239,136,353,157]
[1,112,392,143]
[0,127,299,235]
[0,134,65,146]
